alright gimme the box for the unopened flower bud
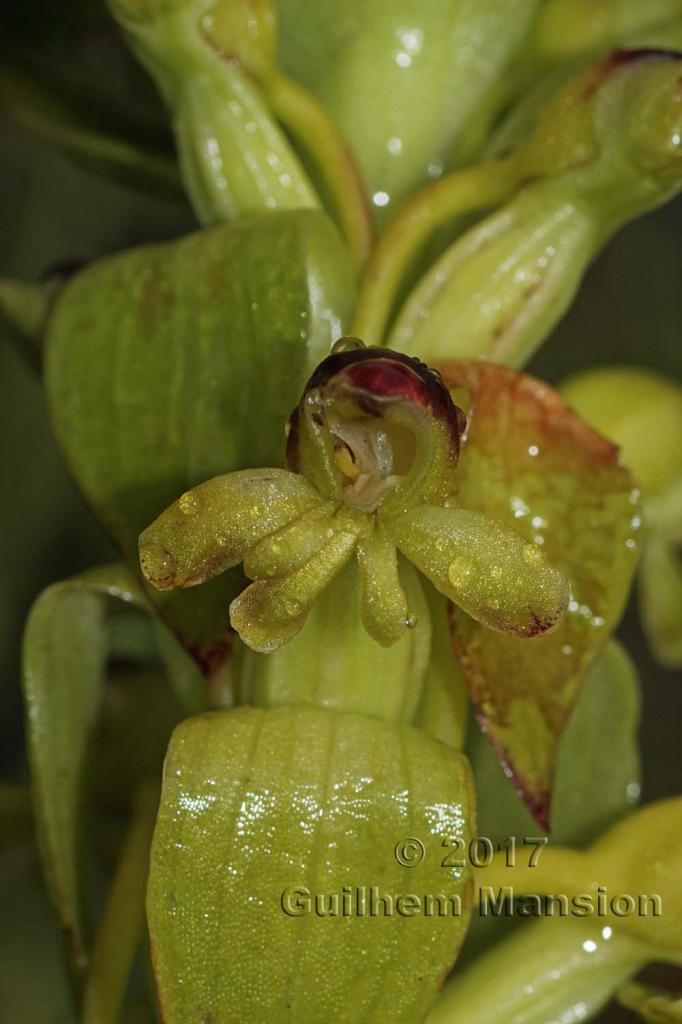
[107,0,318,223]
[391,50,682,367]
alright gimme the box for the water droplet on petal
[405,612,418,629]
[449,556,475,588]
[178,492,199,516]
[284,596,303,616]
[331,336,366,355]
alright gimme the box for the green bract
[148,705,475,1024]
[435,360,640,826]
[46,211,353,665]
[139,342,570,652]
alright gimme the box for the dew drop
[405,612,418,629]
[449,556,475,588]
[178,492,199,517]
[284,596,303,616]
[331,336,366,354]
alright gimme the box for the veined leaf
[22,564,145,981]
[469,640,641,847]
[438,360,640,828]
[148,706,474,1024]
[45,211,354,666]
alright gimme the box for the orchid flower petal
[389,505,569,637]
[139,468,321,590]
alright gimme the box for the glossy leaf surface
[46,211,353,665]
[438,361,640,827]
[148,705,475,1024]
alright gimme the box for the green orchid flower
[138,342,640,828]
[139,340,569,654]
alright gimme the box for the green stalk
[427,917,651,1024]
[268,71,373,270]
[351,158,518,344]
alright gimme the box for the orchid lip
[286,344,467,513]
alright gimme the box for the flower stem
[82,781,159,1024]
[268,71,373,270]
[350,157,519,344]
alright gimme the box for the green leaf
[148,705,475,1024]
[438,361,640,828]
[459,638,641,967]
[469,639,641,847]
[22,564,145,981]
[45,211,354,665]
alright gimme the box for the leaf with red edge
[437,361,640,829]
